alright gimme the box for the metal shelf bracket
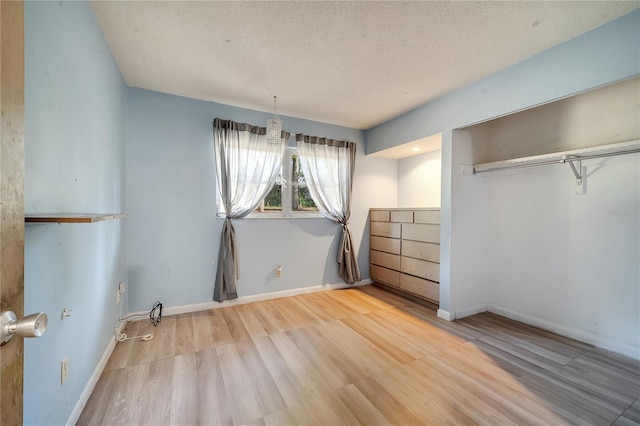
[563,155,583,185]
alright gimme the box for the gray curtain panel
[213,118,288,301]
[296,134,361,284]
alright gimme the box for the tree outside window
[246,148,319,217]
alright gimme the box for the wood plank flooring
[78,286,640,425]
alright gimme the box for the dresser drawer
[370,264,400,287]
[371,222,401,238]
[390,210,414,223]
[401,223,440,243]
[414,210,440,224]
[370,236,401,255]
[402,240,439,263]
[400,273,439,302]
[370,210,390,222]
[401,257,440,282]
[370,208,441,306]
[370,250,401,270]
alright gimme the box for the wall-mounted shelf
[25,213,127,223]
[462,140,640,196]
[470,140,640,175]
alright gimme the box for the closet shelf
[25,213,127,223]
[472,140,640,174]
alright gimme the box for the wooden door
[0,1,25,425]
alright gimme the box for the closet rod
[473,147,640,174]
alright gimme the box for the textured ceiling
[91,1,638,130]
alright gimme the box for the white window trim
[217,147,324,219]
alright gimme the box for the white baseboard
[125,279,372,319]
[488,304,640,361]
[66,320,127,426]
[437,309,452,321]
[455,303,487,319]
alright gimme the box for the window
[217,147,322,218]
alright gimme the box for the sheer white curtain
[214,118,288,301]
[296,134,360,284]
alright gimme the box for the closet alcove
[449,76,639,355]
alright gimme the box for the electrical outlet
[275,266,282,277]
[118,282,126,293]
[61,356,68,385]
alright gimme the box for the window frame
[216,147,324,219]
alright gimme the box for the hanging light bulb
[266,95,282,144]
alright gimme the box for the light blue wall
[365,10,640,329]
[24,2,127,425]
[126,89,396,312]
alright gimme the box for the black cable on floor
[149,301,162,326]
[120,300,162,326]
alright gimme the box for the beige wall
[471,76,640,164]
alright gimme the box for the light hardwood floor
[78,285,640,425]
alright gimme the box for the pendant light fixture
[266,95,282,144]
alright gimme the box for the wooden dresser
[369,208,440,304]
